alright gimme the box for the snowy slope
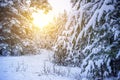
[0,49,82,80]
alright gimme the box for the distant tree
[46,11,68,49]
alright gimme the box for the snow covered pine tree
[54,0,120,79]
[0,0,51,56]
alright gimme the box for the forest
[0,0,120,80]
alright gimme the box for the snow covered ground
[0,49,83,80]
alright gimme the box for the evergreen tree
[0,0,51,56]
[54,0,120,79]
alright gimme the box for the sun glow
[32,10,53,28]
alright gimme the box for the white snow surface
[0,49,82,80]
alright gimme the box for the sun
[32,10,53,28]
